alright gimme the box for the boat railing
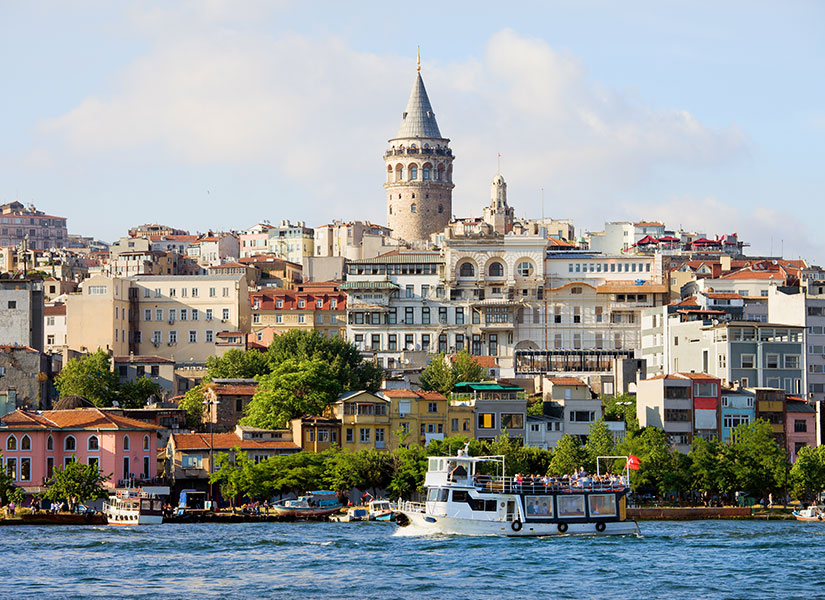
[396,500,425,514]
[471,475,629,494]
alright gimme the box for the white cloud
[36,23,752,239]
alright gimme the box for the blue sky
[1,1,823,261]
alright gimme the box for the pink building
[0,408,162,493]
[785,397,817,462]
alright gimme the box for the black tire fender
[595,521,606,532]
[511,519,523,532]
[557,522,568,533]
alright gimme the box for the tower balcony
[385,147,452,158]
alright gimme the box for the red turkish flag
[626,455,640,471]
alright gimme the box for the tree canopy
[54,350,120,407]
[241,358,342,429]
[42,460,110,504]
[419,350,486,396]
[205,349,272,381]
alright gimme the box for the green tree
[790,446,825,502]
[452,350,487,384]
[387,445,428,500]
[205,349,273,380]
[487,431,527,476]
[727,420,789,498]
[548,434,585,476]
[584,419,616,474]
[178,386,206,429]
[267,330,383,392]
[527,397,544,416]
[688,436,721,498]
[521,446,553,477]
[618,427,672,494]
[209,448,260,508]
[116,377,164,408]
[419,354,456,396]
[54,350,119,406]
[0,454,18,504]
[259,452,329,499]
[241,358,342,429]
[42,460,110,505]
[425,435,485,458]
[602,394,639,432]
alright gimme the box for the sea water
[0,520,822,599]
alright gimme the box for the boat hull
[793,511,824,522]
[271,505,341,519]
[398,510,639,537]
[106,513,164,526]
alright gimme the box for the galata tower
[385,56,454,242]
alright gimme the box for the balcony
[384,147,453,157]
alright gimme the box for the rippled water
[0,520,823,599]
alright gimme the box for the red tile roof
[675,296,699,307]
[548,377,587,386]
[706,292,743,299]
[44,304,66,316]
[209,383,257,396]
[0,344,39,353]
[0,408,162,430]
[171,432,300,451]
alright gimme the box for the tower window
[389,205,393,215]
[412,193,415,198]
[423,167,430,180]
[438,205,443,214]
[411,204,417,213]
[409,166,418,180]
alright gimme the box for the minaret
[385,52,454,242]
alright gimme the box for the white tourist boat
[396,450,640,537]
[103,488,166,525]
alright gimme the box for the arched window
[517,261,535,277]
[87,435,99,451]
[123,435,130,451]
[21,435,31,451]
[6,435,17,451]
[143,435,150,451]
[488,262,504,277]
[47,435,54,451]
[411,204,417,214]
[459,262,475,278]
[64,435,76,452]
[409,165,418,180]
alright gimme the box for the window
[191,309,198,321]
[206,330,214,343]
[741,354,755,369]
[501,414,523,429]
[123,435,130,451]
[516,261,534,277]
[222,308,230,320]
[411,203,417,213]
[65,435,76,451]
[189,330,197,343]
[6,435,16,451]
[694,382,717,397]
[785,355,800,369]
[455,307,464,325]
[723,414,751,429]
[455,334,464,352]
[421,334,431,352]
[488,262,504,277]
[360,428,370,443]
[20,457,31,481]
[664,409,691,422]
[459,262,475,278]
[205,309,213,321]
[155,308,163,321]
[169,330,177,344]
[478,413,496,429]
[169,309,176,323]
[47,435,54,451]
[87,435,99,451]
[345,428,354,443]
[405,307,415,325]
[209,287,216,297]
[570,411,594,423]
[5,458,17,479]
[143,435,150,451]
[794,419,808,433]
[427,401,438,414]
[298,314,305,324]
[766,354,779,369]
[422,307,430,324]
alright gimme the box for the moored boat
[396,450,639,537]
[271,491,342,519]
[103,487,167,525]
[369,499,395,521]
[793,504,824,521]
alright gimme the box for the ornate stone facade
[385,68,454,243]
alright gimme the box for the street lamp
[202,397,220,508]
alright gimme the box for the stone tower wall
[385,147,454,242]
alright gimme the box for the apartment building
[239,221,314,264]
[0,201,68,250]
[451,382,527,442]
[66,274,132,356]
[314,220,396,260]
[0,278,44,351]
[44,303,67,353]
[249,284,346,339]
[720,386,755,443]
[378,388,474,448]
[328,390,391,452]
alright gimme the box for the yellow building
[66,274,133,355]
[379,389,475,449]
[328,390,391,452]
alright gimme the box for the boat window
[557,495,586,518]
[437,489,449,502]
[452,490,469,502]
[588,494,617,517]
[525,496,554,517]
[427,488,439,503]
[429,458,438,472]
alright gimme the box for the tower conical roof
[395,72,443,139]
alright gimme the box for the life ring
[557,522,568,533]
[595,522,606,532]
[511,519,523,532]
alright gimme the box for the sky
[1,1,823,261]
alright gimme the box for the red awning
[694,398,717,410]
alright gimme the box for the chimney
[711,263,722,279]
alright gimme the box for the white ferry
[103,488,167,525]
[396,451,639,536]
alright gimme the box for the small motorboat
[369,499,395,521]
[331,507,369,522]
[793,504,825,521]
[271,491,342,519]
